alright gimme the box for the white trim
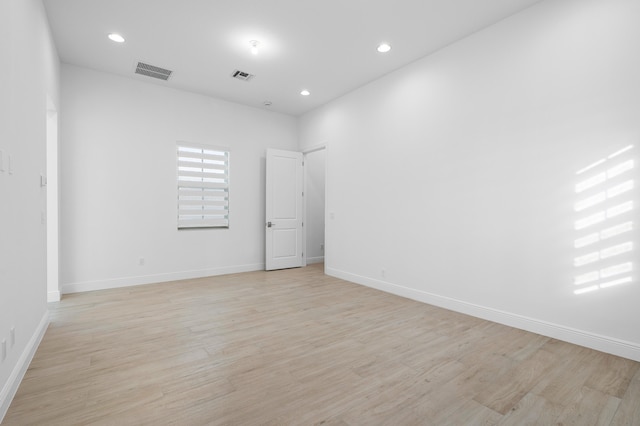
[302,143,326,154]
[326,267,640,362]
[46,96,60,305]
[302,150,307,267]
[0,310,50,423]
[306,256,325,265]
[62,263,264,294]
[47,291,60,303]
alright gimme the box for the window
[177,142,230,229]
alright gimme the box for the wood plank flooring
[4,264,640,425]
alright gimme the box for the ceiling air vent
[231,69,255,82]
[135,62,173,81]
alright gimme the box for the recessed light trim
[300,90,310,96]
[108,33,125,43]
[249,40,260,55]
[377,43,391,53]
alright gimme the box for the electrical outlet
[381,269,386,278]
[320,244,324,251]
[139,257,145,266]
[10,327,15,347]
[1,339,6,362]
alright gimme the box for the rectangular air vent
[135,62,173,81]
[231,69,255,82]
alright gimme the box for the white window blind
[177,142,229,229]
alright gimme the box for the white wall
[305,149,326,263]
[300,0,640,360]
[0,0,59,419]
[60,65,298,293]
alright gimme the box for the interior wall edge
[61,263,265,294]
[326,267,640,363]
[0,310,50,424]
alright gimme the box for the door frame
[46,96,60,302]
[302,144,327,268]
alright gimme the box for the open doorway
[304,147,326,266]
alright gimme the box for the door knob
[267,221,273,228]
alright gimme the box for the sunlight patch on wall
[573,145,636,295]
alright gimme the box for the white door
[266,149,304,270]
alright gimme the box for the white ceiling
[43,0,543,116]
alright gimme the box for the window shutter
[177,143,229,229]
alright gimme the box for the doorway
[303,147,326,266]
[264,146,326,271]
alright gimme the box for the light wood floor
[4,264,640,425]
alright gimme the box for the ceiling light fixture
[377,43,391,53]
[300,90,310,96]
[108,33,125,43]
[249,40,260,55]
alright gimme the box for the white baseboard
[306,256,325,265]
[47,290,60,303]
[0,310,50,423]
[327,267,640,362]
[62,263,265,294]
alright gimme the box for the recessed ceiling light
[300,90,310,96]
[249,40,260,55]
[377,43,391,53]
[108,33,125,43]
[263,101,272,107]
